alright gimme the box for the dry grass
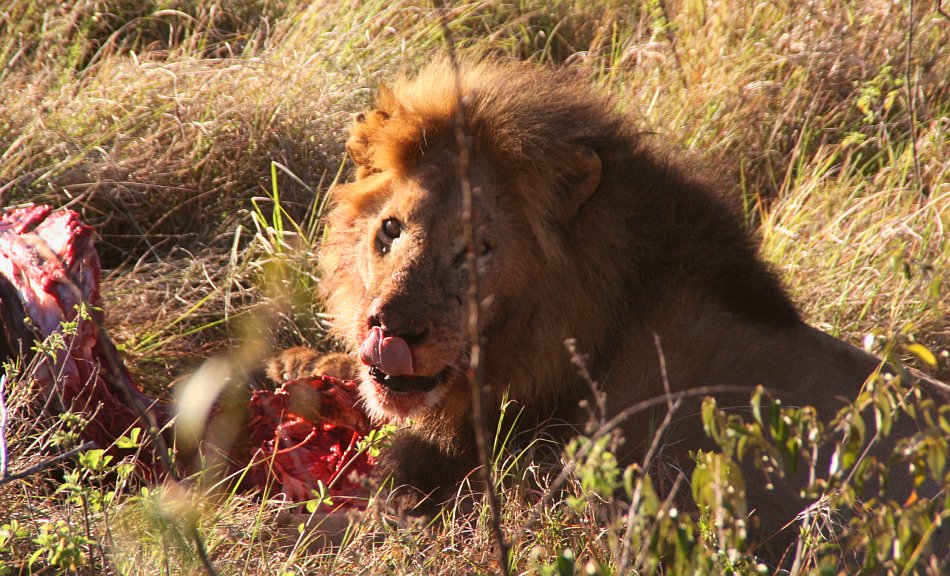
[1,0,948,574]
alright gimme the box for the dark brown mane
[352,59,630,188]
[443,61,783,321]
[341,58,798,329]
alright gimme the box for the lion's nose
[368,299,429,345]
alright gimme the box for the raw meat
[0,205,375,505]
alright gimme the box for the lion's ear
[377,84,397,112]
[345,85,397,179]
[558,145,602,220]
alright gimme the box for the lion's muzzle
[360,325,442,393]
[360,325,414,375]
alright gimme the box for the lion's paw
[264,346,359,384]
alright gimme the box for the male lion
[269,59,944,556]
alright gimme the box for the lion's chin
[358,368,449,422]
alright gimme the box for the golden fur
[275,59,944,556]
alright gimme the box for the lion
[267,58,946,558]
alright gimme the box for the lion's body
[278,59,939,554]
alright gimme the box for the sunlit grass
[1,0,947,574]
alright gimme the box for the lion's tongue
[359,326,414,376]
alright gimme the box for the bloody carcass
[0,205,374,504]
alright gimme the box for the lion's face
[321,63,606,425]
[322,156,533,422]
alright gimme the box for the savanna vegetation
[0,1,948,574]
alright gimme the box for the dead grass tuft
[0,0,947,574]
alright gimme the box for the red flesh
[0,206,374,505]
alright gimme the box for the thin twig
[0,182,9,210]
[656,0,688,91]
[0,440,97,486]
[0,374,7,479]
[938,1,950,21]
[788,421,821,575]
[432,1,511,573]
[618,335,682,573]
[904,0,925,196]
[654,333,674,413]
[595,384,754,441]
[539,384,755,514]
[565,338,606,431]
[634,474,683,569]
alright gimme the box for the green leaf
[116,427,142,449]
[701,397,718,443]
[751,386,764,427]
[556,548,576,576]
[841,415,866,471]
[926,437,948,483]
[903,343,937,369]
[79,449,111,472]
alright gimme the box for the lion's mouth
[361,359,459,420]
[368,365,440,393]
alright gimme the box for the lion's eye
[453,241,494,267]
[382,218,401,239]
[376,217,402,254]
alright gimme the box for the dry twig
[433,1,512,573]
[0,440,98,487]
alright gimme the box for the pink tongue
[359,326,414,376]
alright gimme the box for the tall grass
[1,0,947,574]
